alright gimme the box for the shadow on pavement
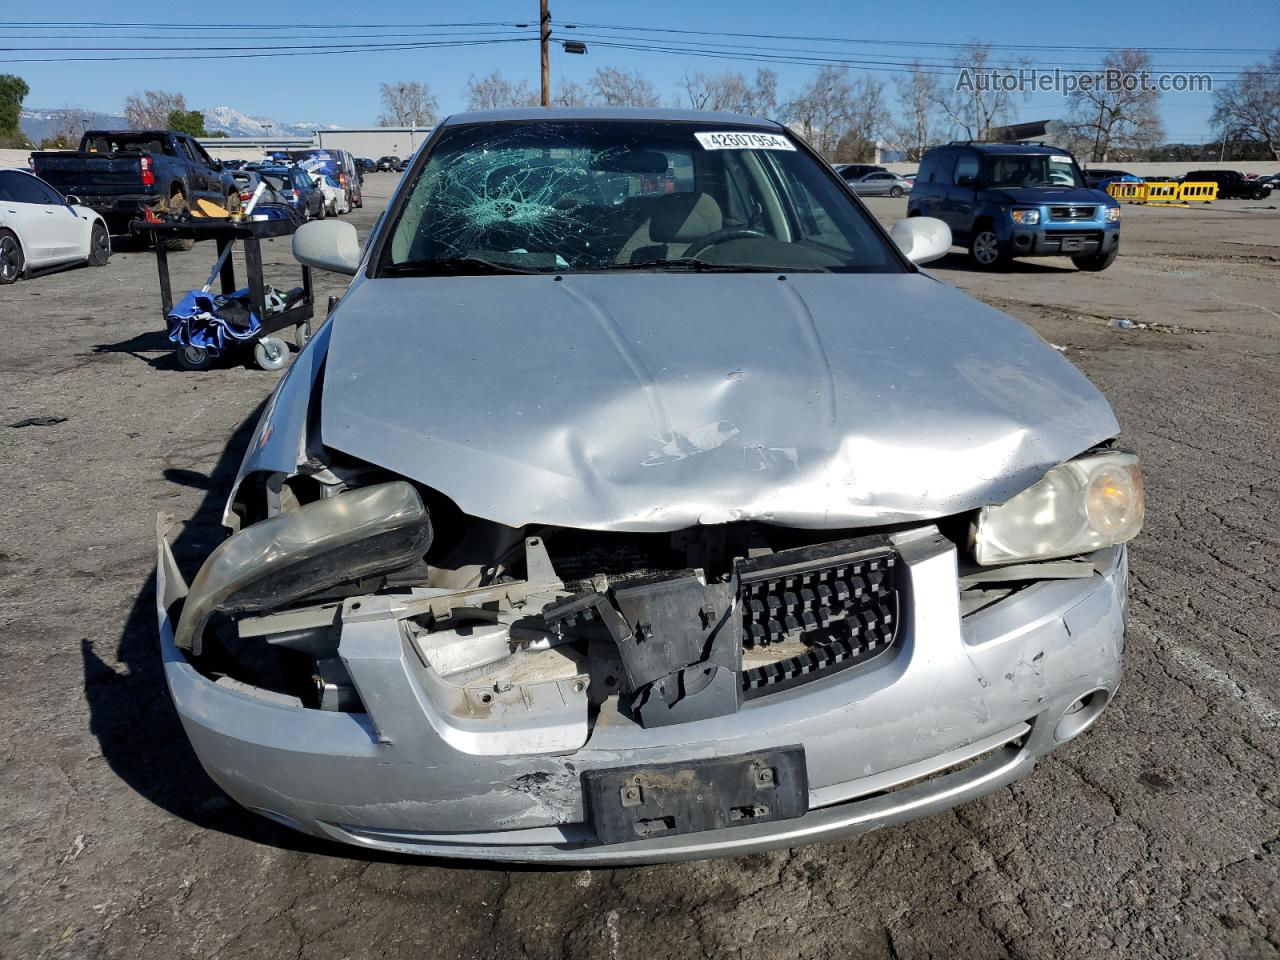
[927,251,1076,274]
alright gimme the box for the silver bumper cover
[156,525,1126,865]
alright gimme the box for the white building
[199,127,432,163]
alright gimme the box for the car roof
[942,142,1073,156]
[439,106,783,129]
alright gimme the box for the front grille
[736,537,899,696]
[1050,205,1096,220]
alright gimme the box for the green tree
[0,74,31,148]
[167,109,207,137]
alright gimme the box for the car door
[177,137,214,203]
[25,174,89,261]
[0,171,80,265]
[190,140,225,204]
[866,172,896,196]
[941,153,980,239]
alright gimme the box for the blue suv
[908,142,1120,270]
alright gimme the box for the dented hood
[320,272,1117,531]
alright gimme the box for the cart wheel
[176,345,213,371]
[254,336,290,371]
[294,317,313,349]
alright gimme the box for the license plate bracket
[582,746,808,845]
[1060,237,1085,251]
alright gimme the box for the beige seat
[615,192,724,264]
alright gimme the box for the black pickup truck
[30,130,239,247]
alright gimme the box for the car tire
[1253,188,1267,200]
[1072,246,1119,272]
[0,229,25,283]
[968,227,1008,269]
[165,194,194,251]
[88,221,111,266]
[890,186,904,198]
[316,200,325,220]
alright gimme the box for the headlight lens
[175,481,432,654]
[973,452,1143,565]
[1010,208,1040,225]
[1105,205,1121,223]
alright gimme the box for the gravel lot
[1,175,1277,960]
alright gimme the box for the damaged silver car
[156,108,1143,864]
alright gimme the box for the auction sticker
[695,131,796,151]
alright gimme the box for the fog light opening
[1054,688,1110,742]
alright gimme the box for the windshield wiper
[383,256,544,276]
[610,258,827,273]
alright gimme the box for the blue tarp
[166,288,261,355]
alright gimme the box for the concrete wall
[315,128,431,160]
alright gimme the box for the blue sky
[7,0,1275,140]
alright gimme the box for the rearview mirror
[890,216,951,265]
[293,219,361,276]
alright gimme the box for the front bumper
[1004,221,1120,258]
[156,526,1127,865]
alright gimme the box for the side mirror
[890,216,952,265]
[293,219,361,276]
[65,194,82,206]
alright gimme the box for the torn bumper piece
[156,526,1126,865]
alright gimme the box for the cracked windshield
[381,120,903,275]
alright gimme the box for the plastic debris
[9,416,67,428]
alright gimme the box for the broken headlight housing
[175,480,432,655]
[972,452,1143,565]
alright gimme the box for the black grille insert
[736,536,899,697]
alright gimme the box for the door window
[953,155,980,185]
[3,172,58,205]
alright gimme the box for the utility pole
[540,0,551,107]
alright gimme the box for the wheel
[890,185,904,198]
[176,344,213,370]
[327,199,337,216]
[1253,188,1267,200]
[0,229,24,283]
[88,221,111,266]
[968,226,1008,269]
[254,336,290,371]
[294,316,313,349]
[315,200,325,220]
[1072,245,1119,272]
[165,194,194,251]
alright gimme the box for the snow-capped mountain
[20,105,345,143]
[203,105,344,139]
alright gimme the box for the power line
[565,31,1263,74]
[565,21,1276,56]
[0,37,532,64]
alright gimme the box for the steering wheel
[682,228,768,260]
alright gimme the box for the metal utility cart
[132,217,314,371]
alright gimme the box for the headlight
[175,481,432,655]
[1010,209,1040,225]
[1105,205,1121,223]
[973,452,1143,565]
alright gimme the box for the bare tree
[590,67,660,108]
[891,62,944,161]
[123,90,186,129]
[781,67,887,159]
[552,80,589,107]
[378,81,438,127]
[1063,49,1164,161]
[931,44,1026,141]
[1212,50,1280,160]
[464,70,539,111]
[678,69,778,116]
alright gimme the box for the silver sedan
[844,170,912,197]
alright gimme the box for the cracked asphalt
[1,177,1277,960]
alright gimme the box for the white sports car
[0,167,111,283]
[310,173,350,217]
